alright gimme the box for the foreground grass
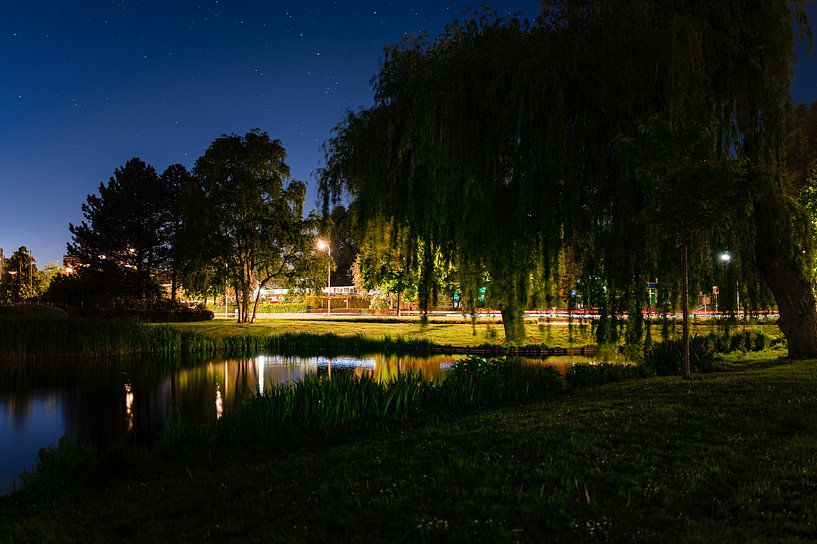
[2,352,816,542]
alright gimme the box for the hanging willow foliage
[321,1,817,353]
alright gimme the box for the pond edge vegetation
[0,315,784,363]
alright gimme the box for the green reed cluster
[162,357,566,451]
[0,316,182,361]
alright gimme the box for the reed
[437,356,565,410]
[0,316,445,362]
[221,371,431,443]
[0,316,182,361]
[161,356,566,451]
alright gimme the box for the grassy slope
[3,351,816,543]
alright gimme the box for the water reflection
[215,384,223,420]
[124,383,134,432]
[0,352,598,494]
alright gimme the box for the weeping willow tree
[321,1,817,354]
[320,19,560,343]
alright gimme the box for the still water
[0,353,590,494]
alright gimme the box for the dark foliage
[566,362,654,387]
[642,336,718,376]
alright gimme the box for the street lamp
[719,252,740,316]
[317,238,331,316]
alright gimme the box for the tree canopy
[67,158,173,306]
[321,1,816,352]
[185,130,317,323]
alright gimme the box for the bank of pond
[0,315,782,362]
[1,350,657,495]
[0,315,783,495]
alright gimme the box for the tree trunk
[501,306,526,345]
[755,192,817,358]
[250,278,271,324]
[171,268,177,301]
[396,289,402,317]
[251,290,261,323]
[681,240,691,380]
[233,282,243,323]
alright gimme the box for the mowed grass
[170,318,780,349]
[171,318,579,347]
[3,351,816,543]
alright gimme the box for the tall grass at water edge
[0,316,443,362]
[162,357,567,451]
[24,356,660,490]
[0,316,182,361]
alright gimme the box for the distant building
[326,273,357,296]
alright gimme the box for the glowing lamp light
[719,252,731,263]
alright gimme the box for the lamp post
[317,239,331,316]
[719,252,740,316]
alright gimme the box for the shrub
[145,300,213,322]
[752,330,767,351]
[641,336,717,376]
[20,437,96,493]
[730,332,747,352]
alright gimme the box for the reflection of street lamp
[317,239,331,316]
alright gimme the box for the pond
[0,352,596,494]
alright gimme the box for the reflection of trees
[3,353,467,454]
[371,354,452,383]
[2,392,36,429]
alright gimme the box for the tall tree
[68,158,173,304]
[160,163,196,301]
[615,116,748,377]
[351,221,418,316]
[1,247,39,303]
[323,205,358,278]
[321,2,817,355]
[188,130,316,323]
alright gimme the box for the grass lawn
[170,318,779,350]
[3,350,816,542]
[171,318,594,347]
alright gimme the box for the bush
[730,332,748,352]
[145,300,213,322]
[641,336,717,376]
[752,330,768,351]
[254,303,307,314]
[20,437,96,493]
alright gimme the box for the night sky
[1,1,816,266]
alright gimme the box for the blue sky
[0,1,815,265]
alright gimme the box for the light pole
[317,239,331,316]
[719,252,739,316]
